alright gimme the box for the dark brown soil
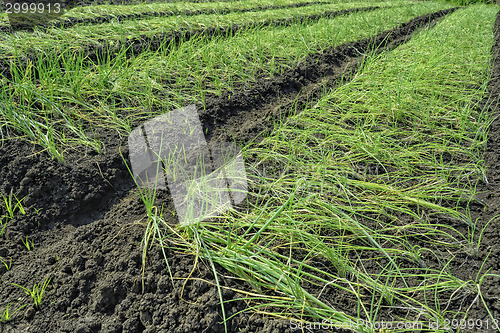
[3,7,500,333]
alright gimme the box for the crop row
[0,2,453,161]
[0,1,411,61]
[196,4,496,329]
[0,0,338,32]
[63,0,250,6]
[128,3,452,109]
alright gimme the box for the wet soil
[2,7,499,333]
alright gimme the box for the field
[0,0,500,332]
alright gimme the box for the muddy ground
[0,7,498,333]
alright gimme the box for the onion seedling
[0,302,26,322]
[11,277,51,310]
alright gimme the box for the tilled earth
[0,8,499,333]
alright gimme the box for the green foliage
[175,4,499,329]
[443,0,494,5]
[0,256,11,271]
[1,191,25,220]
[0,2,451,160]
[0,191,26,270]
[21,236,34,251]
[11,277,51,310]
[0,303,26,322]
